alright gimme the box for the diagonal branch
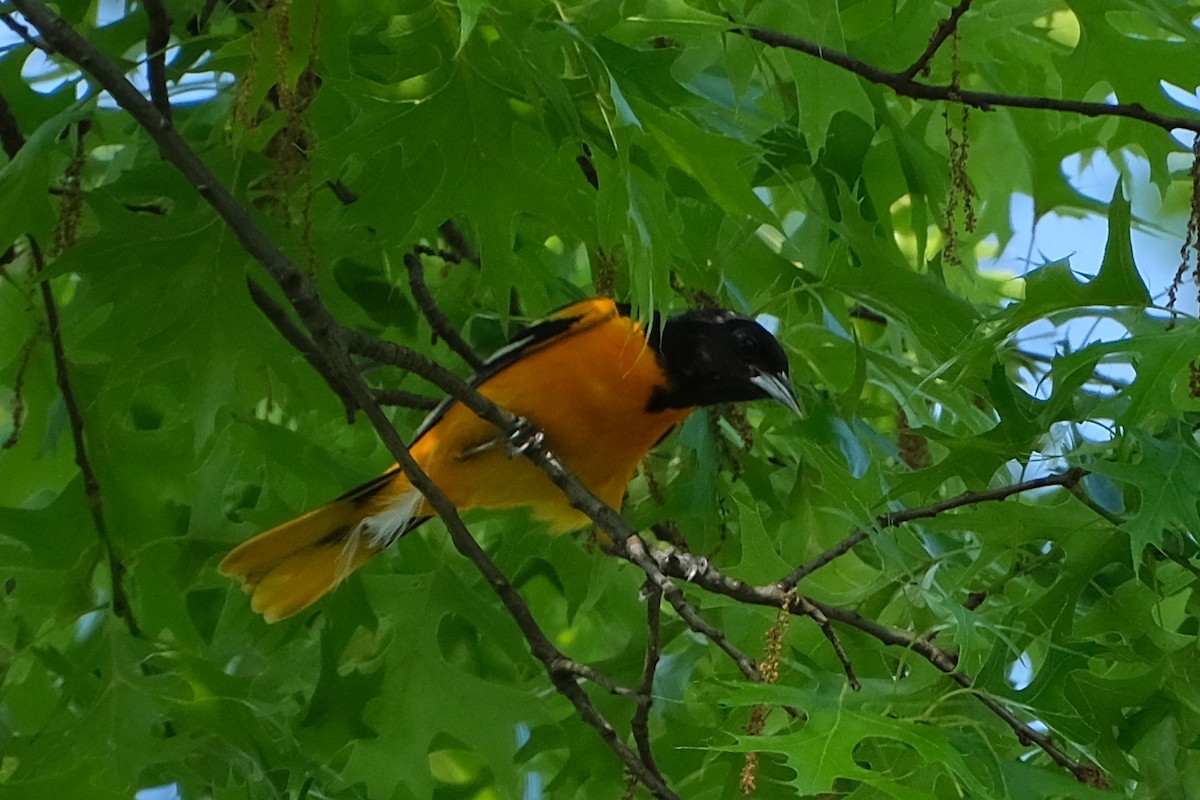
[438,219,480,265]
[737,23,1200,135]
[31,237,140,638]
[792,594,859,690]
[373,387,439,411]
[13,0,1107,789]
[900,0,973,81]
[404,251,485,370]
[246,277,359,421]
[641,546,1105,787]
[1,12,52,52]
[779,466,1087,589]
[627,536,763,682]
[10,4,675,793]
[809,599,1105,787]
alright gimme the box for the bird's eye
[733,330,758,360]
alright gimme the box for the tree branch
[900,0,973,81]
[792,594,859,690]
[10,4,676,793]
[551,659,640,700]
[1,12,53,53]
[812,599,1105,786]
[438,219,479,265]
[780,466,1087,589]
[246,277,359,421]
[631,584,664,780]
[246,278,439,412]
[404,251,485,370]
[31,237,140,638]
[738,22,1200,135]
[143,0,173,121]
[626,536,763,683]
[640,546,1104,786]
[372,387,439,411]
[11,1,1109,788]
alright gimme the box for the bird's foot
[657,546,709,581]
[505,416,546,459]
[456,416,546,462]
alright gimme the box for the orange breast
[404,301,692,530]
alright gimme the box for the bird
[219,297,800,622]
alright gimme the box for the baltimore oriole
[220,297,799,622]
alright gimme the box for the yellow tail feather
[219,476,419,623]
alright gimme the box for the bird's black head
[647,308,801,414]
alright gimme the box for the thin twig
[246,278,359,421]
[343,328,483,400]
[1,12,52,52]
[639,545,1103,785]
[439,219,479,265]
[11,6,678,793]
[780,467,1087,588]
[739,23,1200,135]
[900,0,973,81]
[811,600,1105,786]
[551,659,640,700]
[14,2,1107,788]
[403,251,485,370]
[626,535,763,683]
[31,237,141,638]
[632,584,664,779]
[1014,348,1131,390]
[373,387,439,411]
[143,0,173,121]
[792,594,859,690]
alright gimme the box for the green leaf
[1007,181,1149,328]
[1090,428,1200,557]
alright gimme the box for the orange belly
[397,303,692,529]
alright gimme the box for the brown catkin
[740,594,793,795]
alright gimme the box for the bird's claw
[456,416,545,462]
[657,546,709,581]
[506,416,545,459]
[682,554,709,581]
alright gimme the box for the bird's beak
[750,370,803,416]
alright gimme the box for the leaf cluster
[2,1,1200,798]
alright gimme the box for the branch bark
[900,0,973,80]
[246,277,359,421]
[779,467,1087,588]
[10,3,676,793]
[31,237,140,638]
[404,251,485,370]
[738,22,1200,135]
[632,584,664,781]
[8,0,1112,788]
[640,545,1103,785]
[143,0,173,121]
